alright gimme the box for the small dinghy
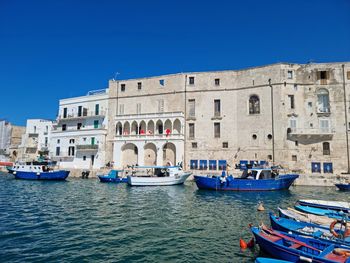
[295,205,349,220]
[98,170,127,183]
[298,200,350,213]
[251,224,350,263]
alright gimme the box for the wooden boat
[278,207,335,227]
[127,166,191,186]
[10,162,69,180]
[295,205,349,220]
[255,258,292,263]
[98,170,127,183]
[269,213,350,245]
[335,184,350,191]
[194,167,298,191]
[299,200,350,213]
[251,225,350,263]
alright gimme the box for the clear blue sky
[1,0,349,125]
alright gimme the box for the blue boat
[98,170,127,183]
[194,167,298,191]
[255,258,292,263]
[10,162,69,180]
[251,225,350,263]
[298,200,350,213]
[335,184,350,191]
[295,205,349,220]
[269,213,350,245]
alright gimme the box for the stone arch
[139,120,146,135]
[131,121,138,135]
[164,119,172,135]
[173,119,181,134]
[116,122,122,136]
[147,120,155,135]
[163,142,176,166]
[156,120,163,135]
[121,143,138,167]
[123,121,130,135]
[144,143,157,166]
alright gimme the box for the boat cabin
[240,168,279,180]
[12,161,56,173]
[126,166,182,177]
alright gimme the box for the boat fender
[329,220,349,238]
[36,172,40,176]
[13,171,16,175]
[299,256,312,262]
[239,238,247,249]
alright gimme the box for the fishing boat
[98,170,127,183]
[194,166,298,191]
[335,184,350,191]
[251,224,350,263]
[298,200,350,213]
[270,213,350,245]
[10,162,69,180]
[295,205,349,220]
[255,258,292,263]
[127,166,191,186]
[278,207,335,227]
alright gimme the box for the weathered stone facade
[106,62,350,185]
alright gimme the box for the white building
[18,119,52,161]
[50,89,109,169]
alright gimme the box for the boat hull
[294,205,348,220]
[255,258,292,263]
[335,184,350,191]
[298,199,350,212]
[194,174,298,191]
[127,172,191,186]
[13,170,70,180]
[98,176,128,183]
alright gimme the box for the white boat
[298,199,350,212]
[126,166,191,186]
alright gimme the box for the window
[267,134,272,140]
[189,123,195,139]
[249,95,260,114]
[288,95,295,109]
[34,126,37,133]
[215,78,220,86]
[136,103,141,114]
[91,137,95,145]
[119,104,124,115]
[267,155,272,160]
[347,71,350,80]
[45,137,48,147]
[63,107,67,118]
[192,142,197,148]
[77,123,82,130]
[62,124,67,131]
[78,106,82,117]
[292,155,297,161]
[311,162,321,173]
[83,156,86,161]
[252,134,257,140]
[323,142,330,155]
[214,123,220,138]
[222,142,228,148]
[68,146,75,156]
[55,147,60,156]
[159,79,165,86]
[320,119,329,133]
[214,99,221,117]
[69,139,75,144]
[287,70,293,79]
[95,104,99,115]
[289,119,297,132]
[158,99,164,113]
[94,120,99,129]
[121,84,126,92]
[137,82,142,90]
[57,139,60,144]
[324,162,333,173]
[189,76,195,85]
[188,99,195,117]
[317,70,329,85]
[308,102,312,108]
[295,141,298,146]
[317,88,330,113]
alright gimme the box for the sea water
[0,172,348,262]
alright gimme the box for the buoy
[240,238,247,249]
[247,238,255,248]
[257,202,265,211]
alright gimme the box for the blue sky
[1,0,349,125]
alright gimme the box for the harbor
[0,171,349,262]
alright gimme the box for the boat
[270,213,350,245]
[335,184,350,191]
[251,224,350,263]
[10,162,69,180]
[126,166,191,186]
[194,166,298,191]
[295,205,349,220]
[298,200,350,213]
[255,258,292,263]
[98,170,127,183]
[278,207,335,227]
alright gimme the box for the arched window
[249,95,260,114]
[323,142,330,155]
[317,88,330,113]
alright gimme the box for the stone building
[106,62,350,184]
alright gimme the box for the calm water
[0,172,348,263]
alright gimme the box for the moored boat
[251,225,350,263]
[98,170,127,183]
[298,200,350,213]
[255,258,292,263]
[10,162,69,180]
[335,184,350,191]
[295,205,349,220]
[194,167,298,191]
[127,166,191,186]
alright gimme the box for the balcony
[76,144,98,151]
[115,133,185,141]
[115,111,184,121]
[287,127,334,141]
[51,156,74,162]
[58,111,106,121]
[28,133,39,138]
[51,125,106,133]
